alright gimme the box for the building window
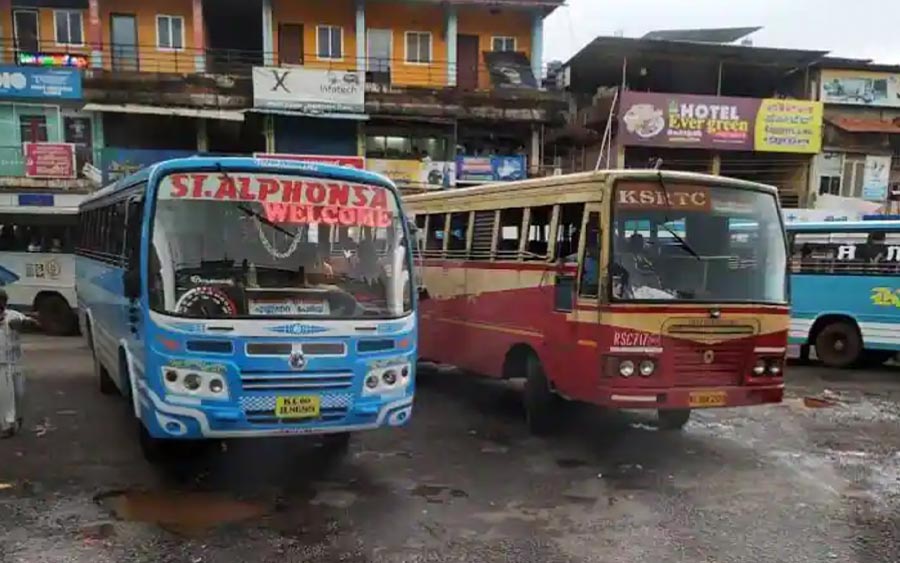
[492,36,516,52]
[19,115,48,143]
[316,25,343,60]
[156,15,185,51]
[54,10,83,46]
[841,156,866,198]
[405,32,432,64]
[819,175,841,196]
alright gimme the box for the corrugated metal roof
[826,116,900,134]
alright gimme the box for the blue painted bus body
[76,157,416,442]
[787,220,900,356]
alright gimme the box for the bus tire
[815,321,862,368]
[36,294,77,336]
[523,355,559,435]
[658,409,691,430]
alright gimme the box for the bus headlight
[753,359,766,376]
[364,362,412,395]
[161,366,229,400]
[639,360,655,377]
[619,360,635,378]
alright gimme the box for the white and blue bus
[787,219,900,368]
[76,157,416,461]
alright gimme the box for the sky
[543,0,900,65]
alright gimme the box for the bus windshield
[149,171,412,320]
[611,183,787,303]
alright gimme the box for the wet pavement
[0,335,898,562]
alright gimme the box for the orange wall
[100,0,198,73]
[367,3,448,88]
[272,0,357,71]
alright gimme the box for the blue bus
[786,219,900,368]
[76,157,417,461]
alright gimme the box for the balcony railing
[0,38,559,93]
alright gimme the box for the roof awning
[246,108,369,121]
[826,116,900,134]
[82,103,245,122]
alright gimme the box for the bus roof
[404,169,779,209]
[786,220,900,232]
[80,156,397,208]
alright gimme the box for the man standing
[0,289,39,438]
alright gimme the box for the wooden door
[279,24,304,65]
[457,34,479,90]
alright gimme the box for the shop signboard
[252,67,364,115]
[456,155,527,183]
[618,91,823,153]
[0,65,81,100]
[23,142,76,179]
[101,147,196,184]
[862,155,892,202]
[820,69,900,108]
[253,153,365,169]
[367,159,455,189]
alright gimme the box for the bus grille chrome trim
[239,372,354,391]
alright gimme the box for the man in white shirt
[0,289,39,438]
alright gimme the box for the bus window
[470,210,495,261]
[425,213,446,255]
[579,212,601,298]
[497,208,524,259]
[525,206,551,261]
[447,212,470,257]
[556,203,584,262]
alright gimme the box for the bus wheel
[815,322,862,368]
[37,295,77,336]
[523,355,559,435]
[658,409,691,430]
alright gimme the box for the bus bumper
[136,382,414,439]
[597,384,784,410]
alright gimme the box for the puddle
[804,396,839,408]
[95,490,267,536]
[411,484,468,504]
[556,458,588,469]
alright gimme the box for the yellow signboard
[754,99,823,154]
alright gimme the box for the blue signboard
[102,148,198,184]
[18,194,55,207]
[456,155,527,183]
[0,66,81,101]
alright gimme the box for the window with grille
[469,211,496,261]
[790,230,900,276]
[524,206,552,261]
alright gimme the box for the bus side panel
[791,274,900,351]
[77,257,130,390]
[2,251,76,311]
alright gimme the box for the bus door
[122,195,145,398]
[547,203,602,398]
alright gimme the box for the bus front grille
[239,371,355,391]
[671,341,749,387]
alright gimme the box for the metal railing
[0,38,559,92]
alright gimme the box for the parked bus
[0,192,84,335]
[76,157,416,461]
[786,219,900,368]
[405,170,788,432]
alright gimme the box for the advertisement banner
[252,67,364,114]
[456,155,527,183]
[23,143,76,179]
[0,66,81,100]
[821,69,900,108]
[101,147,196,184]
[618,91,823,153]
[253,153,365,169]
[862,155,892,201]
[368,159,455,189]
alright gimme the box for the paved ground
[0,335,898,563]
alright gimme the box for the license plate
[275,396,320,419]
[689,391,727,408]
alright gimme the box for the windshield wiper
[655,169,702,261]
[237,204,297,239]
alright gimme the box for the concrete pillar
[530,126,541,176]
[89,0,102,69]
[262,0,275,66]
[192,0,206,72]
[197,119,209,152]
[446,6,458,87]
[0,0,8,63]
[531,11,543,87]
[355,0,366,73]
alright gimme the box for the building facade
[0,0,566,192]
